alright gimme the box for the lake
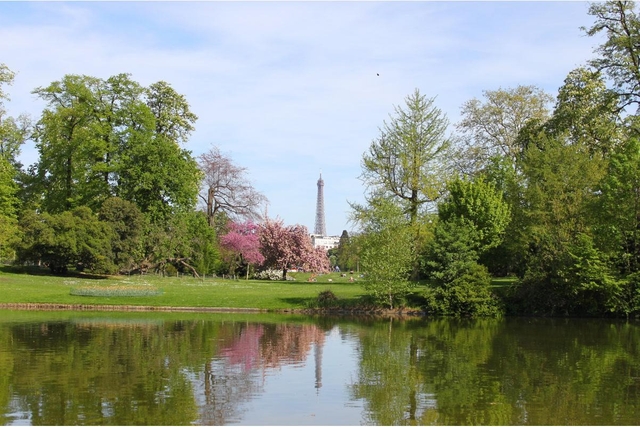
[0,310,638,425]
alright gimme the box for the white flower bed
[254,269,295,281]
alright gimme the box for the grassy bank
[0,266,368,311]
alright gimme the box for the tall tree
[31,74,201,218]
[0,64,25,258]
[546,67,622,154]
[0,64,30,169]
[455,85,553,171]
[32,75,109,212]
[359,89,451,227]
[596,135,640,319]
[0,156,19,258]
[145,81,197,144]
[356,196,416,309]
[117,131,201,222]
[585,1,640,111]
[198,146,268,227]
[514,131,612,315]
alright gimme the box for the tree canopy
[359,88,451,226]
[258,218,329,280]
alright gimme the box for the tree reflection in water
[201,322,326,424]
[0,314,330,425]
[0,313,639,425]
[349,317,640,425]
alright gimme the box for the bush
[316,289,338,307]
[424,263,502,317]
[164,264,178,276]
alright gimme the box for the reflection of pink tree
[258,218,330,280]
[220,324,264,371]
[220,324,326,373]
[220,221,265,278]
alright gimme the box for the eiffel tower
[314,173,326,236]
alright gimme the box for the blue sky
[1,1,601,235]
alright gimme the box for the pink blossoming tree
[258,218,330,280]
[219,221,264,278]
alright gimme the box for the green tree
[546,67,621,154]
[32,75,111,212]
[585,1,640,111]
[117,131,201,222]
[146,81,197,144]
[182,211,220,276]
[455,85,553,172]
[0,64,30,169]
[0,156,20,259]
[0,64,28,259]
[139,211,218,276]
[597,137,640,275]
[422,218,481,286]
[355,197,416,308]
[421,217,501,317]
[477,155,525,276]
[512,131,611,315]
[419,175,508,316]
[136,80,201,219]
[17,207,114,274]
[334,230,360,272]
[30,74,201,219]
[438,176,511,253]
[595,136,640,316]
[359,89,451,228]
[98,197,144,272]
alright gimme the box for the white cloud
[0,1,602,235]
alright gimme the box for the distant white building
[310,234,340,250]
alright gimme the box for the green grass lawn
[0,267,368,311]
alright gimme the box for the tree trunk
[177,259,200,278]
[207,186,215,227]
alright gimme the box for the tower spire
[314,173,326,236]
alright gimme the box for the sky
[0,1,603,236]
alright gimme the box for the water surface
[0,311,638,425]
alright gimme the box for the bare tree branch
[198,145,268,226]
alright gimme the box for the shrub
[316,289,338,307]
[424,263,501,317]
[164,264,178,276]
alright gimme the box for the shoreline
[0,303,426,317]
[0,303,267,313]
